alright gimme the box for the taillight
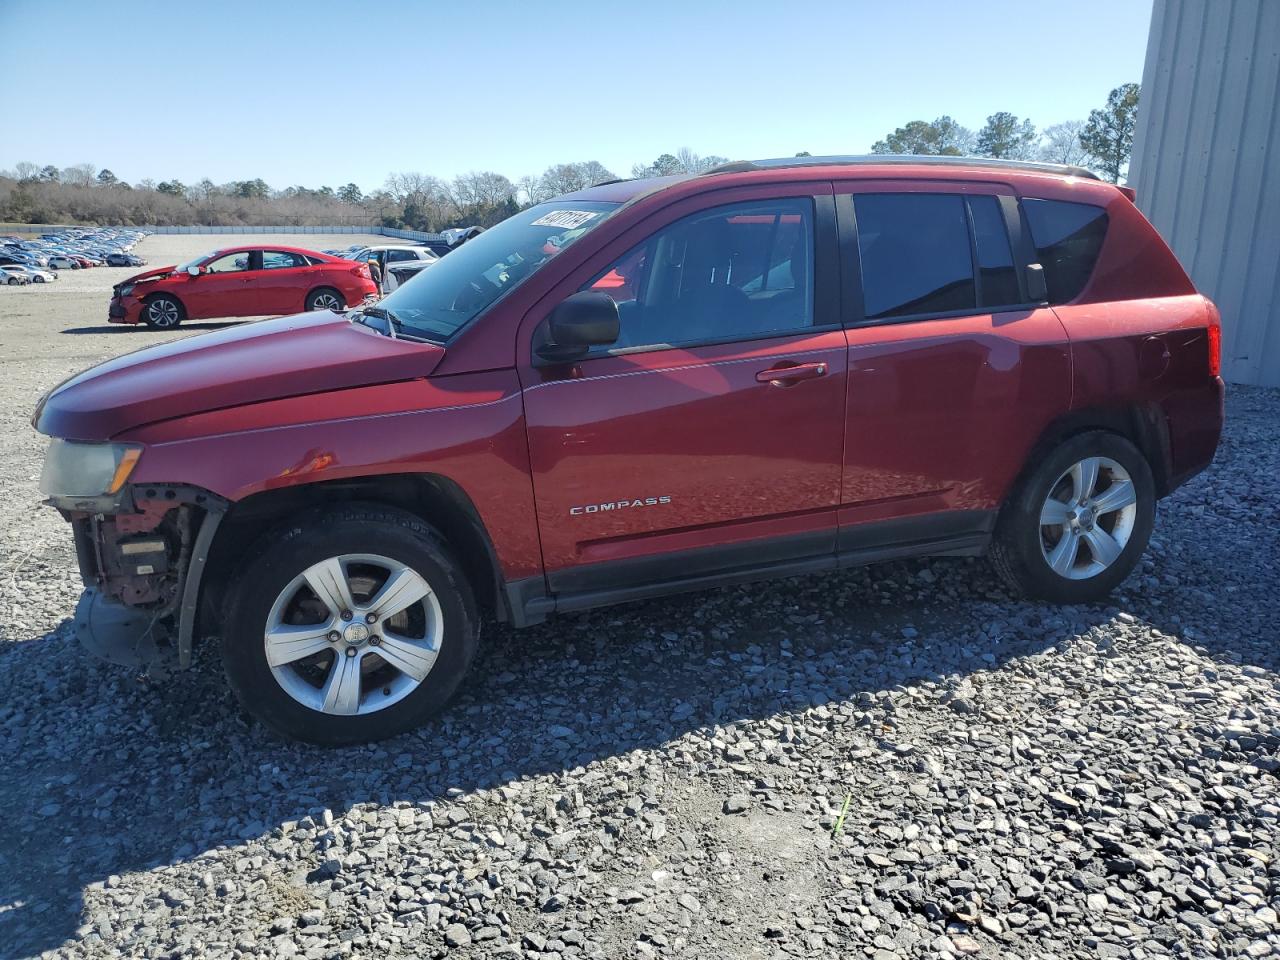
[352,265,369,278]
[1206,300,1222,377]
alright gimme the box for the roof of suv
[562,155,1108,205]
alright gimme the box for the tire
[990,431,1155,604]
[222,504,479,745]
[306,287,345,312]
[6,278,16,286]
[142,294,184,329]
[34,275,45,283]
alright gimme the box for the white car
[349,245,438,292]
[1,265,31,285]
[17,265,56,283]
[46,255,79,270]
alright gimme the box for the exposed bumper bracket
[73,588,176,677]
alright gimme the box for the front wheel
[222,505,479,745]
[306,287,345,312]
[991,431,1155,604]
[143,295,184,328]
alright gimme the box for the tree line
[868,83,1141,183]
[0,84,1139,229]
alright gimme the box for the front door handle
[756,361,828,386]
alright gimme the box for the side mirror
[186,265,201,277]
[1025,263,1048,303]
[535,291,619,364]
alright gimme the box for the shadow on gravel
[2,408,1276,955]
[60,321,241,335]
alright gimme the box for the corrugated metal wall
[1130,0,1280,387]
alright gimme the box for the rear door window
[853,194,975,319]
[262,250,307,270]
[1021,199,1108,303]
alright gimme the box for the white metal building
[1129,0,1280,387]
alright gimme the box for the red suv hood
[35,312,445,440]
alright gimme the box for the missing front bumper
[74,588,176,675]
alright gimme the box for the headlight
[117,283,135,297]
[39,439,142,499]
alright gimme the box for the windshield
[375,201,619,341]
[176,249,222,272]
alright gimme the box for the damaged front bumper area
[60,484,228,674]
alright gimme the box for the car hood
[116,264,176,289]
[34,312,445,440]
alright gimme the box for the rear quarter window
[1021,198,1108,303]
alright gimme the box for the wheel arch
[1009,404,1173,510]
[198,473,509,641]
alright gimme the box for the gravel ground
[1,235,1277,960]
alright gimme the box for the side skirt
[505,510,996,627]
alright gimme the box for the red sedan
[108,245,377,328]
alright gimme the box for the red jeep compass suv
[34,157,1224,744]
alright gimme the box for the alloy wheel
[264,553,443,716]
[1039,456,1138,580]
[312,293,342,311]
[148,299,180,327]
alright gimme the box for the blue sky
[0,0,1153,192]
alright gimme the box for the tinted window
[386,249,417,263]
[854,194,974,319]
[1022,199,1108,303]
[969,196,1021,307]
[584,199,814,352]
[262,251,307,270]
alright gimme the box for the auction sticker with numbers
[530,210,602,229]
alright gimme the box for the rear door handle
[756,361,828,386]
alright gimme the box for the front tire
[143,294,184,328]
[306,287,345,312]
[991,431,1155,604]
[222,504,479,745]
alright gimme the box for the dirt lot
[0,234,1277,960]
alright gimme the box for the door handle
[756,361,828,386]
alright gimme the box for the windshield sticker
[531,210,601,230]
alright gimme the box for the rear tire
[991,431,1155,603]
[142,294,184,329]
[222,504,479,745]
[306,287,345,312]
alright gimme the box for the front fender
[120,371,542,581]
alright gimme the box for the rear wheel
[991,431,1155,603]
[142,294,184,328]
[306,287,345,312]
[6,277,17,286]
[222,505,479,745]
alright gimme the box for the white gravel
[0,235,1277,960]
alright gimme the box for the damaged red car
[108,245,377,328]
[36,157,1223,745]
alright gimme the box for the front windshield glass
[176,249,222,272]
[376,201,619,341]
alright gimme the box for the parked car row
[0,227,149,273]
[1,263,56,284]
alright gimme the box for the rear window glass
[1022,199,1108,303]
[854,193,975,319]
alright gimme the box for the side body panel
[841,309,1073,525]
[832,177,1074,531]
[123,370,544,581]
[513,181,847,586]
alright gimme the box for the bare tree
[1038,121,1088,166]
[60,163,97,187]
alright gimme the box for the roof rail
[702,155,1103,182]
